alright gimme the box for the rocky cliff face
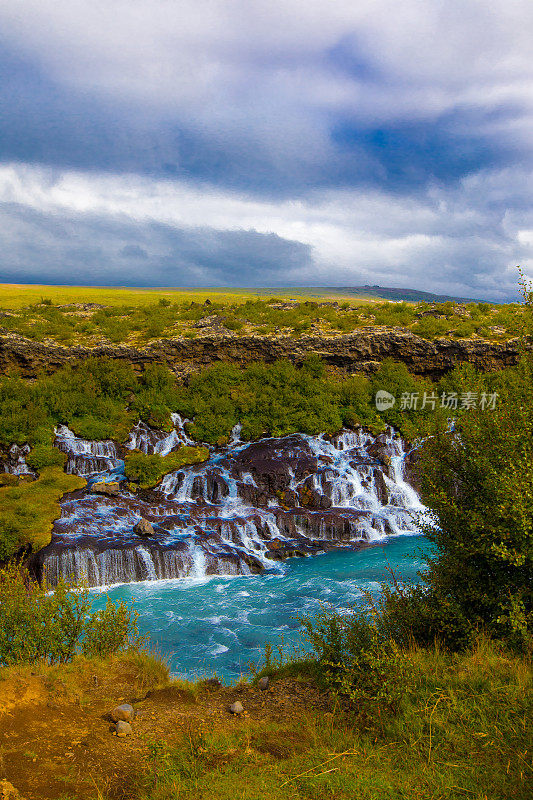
[0,329,526,379]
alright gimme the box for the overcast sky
[1,1,533,299]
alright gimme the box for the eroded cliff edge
[0,328,527,379]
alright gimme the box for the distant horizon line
[0,281,500,303]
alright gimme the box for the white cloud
[1,1,532,294]
[1,0,532,140]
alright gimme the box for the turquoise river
[91,535,431,681]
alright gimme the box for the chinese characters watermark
[375,390,499,412]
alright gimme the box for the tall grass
[127,637,531,800]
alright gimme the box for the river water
[90,534,431,681]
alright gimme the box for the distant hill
[290,285,480,303]
[346,285,479,303]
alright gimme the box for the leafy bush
[177,358,349,443]
[26,444,66,470]
[302,607,407,722]
[0,564,146,666]
[82,597,147,658]
[379,356,533,652]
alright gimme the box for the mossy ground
[0,467,86,558]
[0,640,530,800]
[124,447,210,489]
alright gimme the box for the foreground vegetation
[1,559,530,800]
[376,355,533,653]
[136,639,530,800]
[0,563,147,666]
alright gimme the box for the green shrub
[302,607,407,722]
[26,444,66,470]
[82,597,147,658]
[379,356,533,652]
[370,359,437,437]
[0,564,89,665]
[0,564,146,666]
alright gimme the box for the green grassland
[0,466,86,559]
[0,284,370,310]
[138,640,531,800]
[0,283,524,345]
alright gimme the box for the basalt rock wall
[0,329,526,379]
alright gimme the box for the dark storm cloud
[0,204,314,286]
[0,1,532,296]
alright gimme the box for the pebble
[258,676,270,690]
[110,703,135,723]
[115,721,133,737]
[229,701,244,715]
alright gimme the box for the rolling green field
[0,284,372,310]
[0,283,523,345]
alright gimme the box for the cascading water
[54,425,120,476]
[1,443,34,476]
[34,421,425,588]
[126,415,193,455]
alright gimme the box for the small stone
[204,677,222,688]
[133,518,154,537]
[229,701,244,715]
[115,721,133,737]
[258,676,270,690]
[110,703,135,722]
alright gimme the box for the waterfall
[127,415,194,455]
[38,423,425,588]
[1,443,33,476]
[54,426,120,476]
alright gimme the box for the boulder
[280,488,299,508]
[229,700,244,715]
[133,518,154,537]
[373,469,389,505]
[91,481,120,496]
[111,703,135,723]
[268,538,283,550]
[115,720,133,737]
[258,676,270,690]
